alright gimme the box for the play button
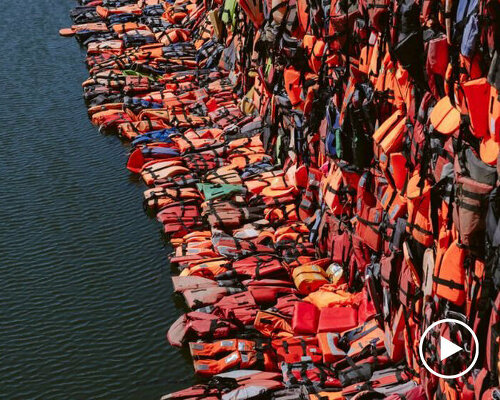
[419,318,479,379]
[439,336,463,361]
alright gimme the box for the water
[0,1,194,398]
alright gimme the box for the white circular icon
[419,318,479,379]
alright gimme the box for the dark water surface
[0,1,194,398]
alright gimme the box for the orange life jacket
[433,237,466,306]
[292,259,330,294]
[406,173,434,247]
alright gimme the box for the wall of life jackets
[63,0,500,398]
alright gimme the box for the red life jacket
[156,201,203,237]
[270,294,303,319]
[292,302,320,334]
[398,242,422,309]
[183,286,243,309]
[317,307,359,333]
[167,311,237,347]
[355,172,384,252]
[281,361,341,388]
[212,291,259,325]
[246,281,298,305]
[486,292,500,381]
[232,255,289,280]
[384,305,405,363]
[254,310,294,338]
[273,336,323,364]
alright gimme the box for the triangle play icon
[440,336,463,361]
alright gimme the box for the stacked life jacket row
[61,0,500,399]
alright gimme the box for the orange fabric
[304,283,358,309]
[430,96,460,136]
[433,239,466,306]
[463,78,490,138]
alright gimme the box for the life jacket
[430,135,455,184]
[141,162,190,185]
[246,279,297,305]
[239,0,265,28]
[433,238,467,306]
[127,147,180,174]
[87,39,125,56]
[91,109,133,131]
[292,302,320,334]
[281,361,341,388]
[480,137,500,166]
[355,172,384,252]
[298,168,323,222]
[197,349,274,377]
[489,85,500,140]
[380,250,403,314]
[254,310,294,339]
[183,286,243,309]
[232,255,289,280]
[303,35,326,74]
[406,172,434,247]
[211,231,275,259]
[384,305,405,363]
[172,274,219,293]
[327,0,360,52]
[190,339,275,377]
[378,182,407,224]
[292,259,330,294]
[366,0,391,32]
[156,201,203,237]
[335,354,391,387]
[161,370,284,400]
[338,319,386,360]
[119,119,170,140]
[434,377,460,400]
[273,336,323,364]
[317,332,345,364]
[454,147,497,255]
[342,367,413,396]
[269,294,303,319]
[407,92,436,169]
[373,110,406,159]
[429,96,461,136]
[322,166,346,215]
[211,291,260,326]
[284,67,304,110]
[421,248,435,298]
[296,0,309,34]
[486,291,500,383]
[180,257,231,279]
[463,78,491,139]
[317,307,359,333]
[398,241,422,309]
[167,311,237,347]
[143,185,201,210]
[379,152,408,192]
[425,32,449,99]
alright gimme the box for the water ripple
[0,1,194,399]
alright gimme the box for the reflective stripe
[225,353,239,364]
[326,333,344,356]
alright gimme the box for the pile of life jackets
[62,0,500,398]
